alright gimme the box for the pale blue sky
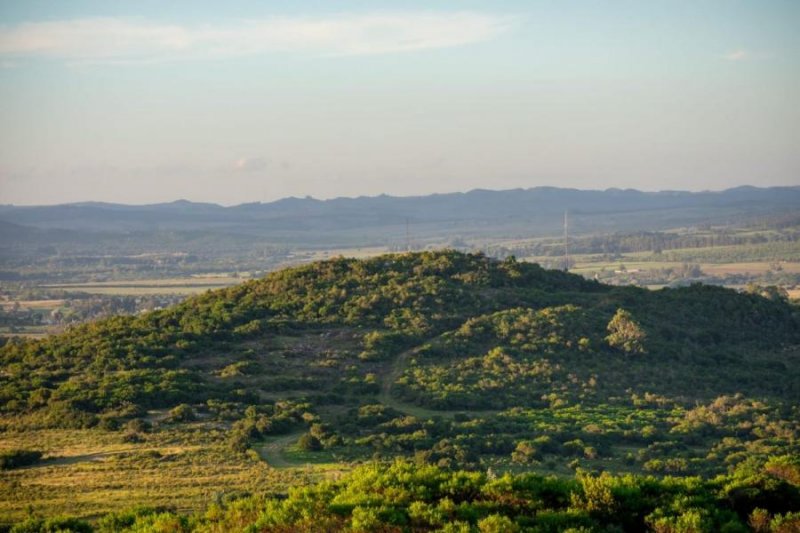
[0,1,798,205]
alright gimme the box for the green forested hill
[1,251,797,419]
[1,251,799,530]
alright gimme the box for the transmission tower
[563,210,569,271]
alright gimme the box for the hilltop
[2,250,797,419]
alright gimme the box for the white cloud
[0,12,516,64]
[724,49,749,62]
[234,157,268,172]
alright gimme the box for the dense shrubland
[1,251,798,526]
[0,252,603,422]
[1,251,796,424]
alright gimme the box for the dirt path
[258,431,304,468]
[19,447,146,469]
[377,349,448,419]
[379,348,410,403]
[378,348,497,420]
[260,344,499,468]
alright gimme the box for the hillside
[1,251,799,526]
[2,251,797,416]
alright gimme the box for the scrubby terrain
[1,251,798,530]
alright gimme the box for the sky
[0,1,798,206]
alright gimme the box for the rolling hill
[1,251,799,529]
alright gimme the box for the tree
[297,433,322,452]
[168,403,196,422]
[478,514,519,533]
[744,284,789,302]
[605,309,646,354]
[511,440,539,464]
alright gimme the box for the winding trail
[377,348,444,418]
[18,446,182,469]
[378,348,498,420]
[378,348,411,406]
[258,431,304,468]
[262,344,500,467]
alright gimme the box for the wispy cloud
[723,49,750,62]
[0,12,516,64]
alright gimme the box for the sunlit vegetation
[9,459,800,532]
[0,250,798,528]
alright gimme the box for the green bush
[297,433,322,452]
[0,449,43,470]
[168,403,196,423]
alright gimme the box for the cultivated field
[41,276,244,296]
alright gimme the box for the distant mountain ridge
[2,185,798,247]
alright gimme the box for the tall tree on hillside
[605,309,647,354]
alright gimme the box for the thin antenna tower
[405,218,411,252]
[563,210,569,271]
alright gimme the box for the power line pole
[563,210,569,271]
[406,218,411,252]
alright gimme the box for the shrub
[9,516,91,533]
[297,433,322,452]
[168,403,196,422]
[0,449,43,470]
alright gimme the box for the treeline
[491,227,800,259]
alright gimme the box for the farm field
[41,276,244,296]
[562,258,800,277]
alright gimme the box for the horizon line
[2,183,798,209]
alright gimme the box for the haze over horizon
[1,1,798,206]
[4,183,800,209]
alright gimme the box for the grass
[257,432,306,468]
[42,286,232,296]
[40,276,244,296]
[701,262,800,275]
[533,254,799,282]
[282,444,349,467]
[45,286,223,296]
[0,300,65,310]
[0,421,326,523]
[45,276,244,287]
[302,247,390,262]
[0,327,53,339]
